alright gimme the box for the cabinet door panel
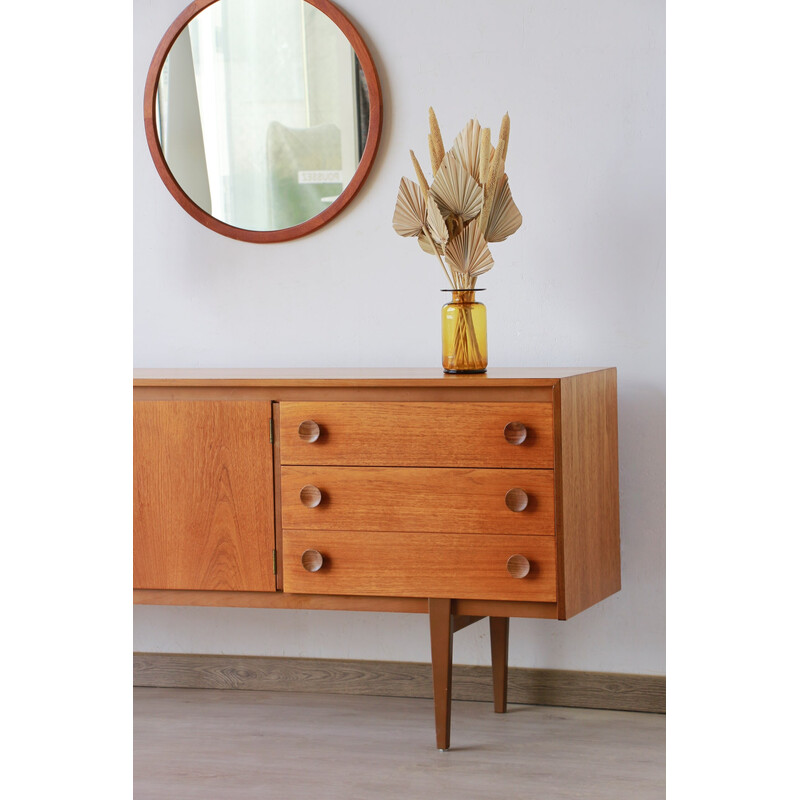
[134,401,275,591]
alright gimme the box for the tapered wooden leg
[489,616,509,713]
[428,598,453,751]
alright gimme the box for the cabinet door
[134,401,275,592]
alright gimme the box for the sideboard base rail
[133,589,560,618]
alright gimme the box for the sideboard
[133,368,620,750]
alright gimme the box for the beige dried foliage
[497,112,510,160]
[409,150,429,199]
[426,196,449,245]
[444,222,494,277]
[428,107,445,172]
[393,111,520,289]
[391,177,427,237]
[418,232,445,256]
[430,151,484,223]
[485,174,522,242]
[479,128,492,184]
[451,119,482,182]
[478,147,505,235]
[427,134,439,178]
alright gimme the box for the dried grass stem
[410,150,429,199]
[479,128,491,184]
[428,107,445,173]
[479,148,504,236]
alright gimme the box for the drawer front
[283,531,557,601]
[279,402,553,468]
[281,466,554,535]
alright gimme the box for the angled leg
[428,598,453,751]
[489,616,509,713]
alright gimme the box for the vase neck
[449,289,477,303]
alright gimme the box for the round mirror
[144,0,382,242]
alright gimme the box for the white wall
[133,0,665,675]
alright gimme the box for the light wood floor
[134,687,665,799]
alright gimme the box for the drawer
[279,402,553,468]
[281,466,554,535]
[282,530,557,601]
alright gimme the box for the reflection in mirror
[155,0,370,232]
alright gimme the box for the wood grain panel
[272,401,284,591]
[133,652,666,713]
[280,401,553,467]
[282,531,557,601]
[133,400,275,592]
[133,589,559,618]
[133,367,599,386]
[134,589,428,612]
[281,466,554,534]
[134,385,555,403]
[429,597,453,749]
[556,369,621,618]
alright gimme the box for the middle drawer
[281,466,555,535]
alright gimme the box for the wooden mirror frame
[143,0,383,243]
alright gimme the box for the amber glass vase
[441,289,488,373]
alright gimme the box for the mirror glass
[154,0,371,232]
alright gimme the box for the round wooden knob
[300,484,322,508]
[505,488,529,512]
[503,421,527,445]
[301,549,324,572]
[506,554,531,579]
[298,420,321,443]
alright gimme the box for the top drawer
[279,401,553,468]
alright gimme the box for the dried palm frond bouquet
[392,108,522,373]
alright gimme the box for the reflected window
[155,0,368,231]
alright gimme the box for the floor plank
[134,687,665,800]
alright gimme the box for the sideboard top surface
[133,367,612,387]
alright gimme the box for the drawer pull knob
[505,488,529,512]
[506,554,531,579]
[301,549,324,572]
[503,421,527,445]
[298,420,321,443]
[300,484,323,508]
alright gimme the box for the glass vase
[441,289,488,373]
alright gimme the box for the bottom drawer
[282,531,557,602]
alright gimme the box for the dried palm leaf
[392,177,427,237]
[485,175,522,242]
[445,222,494,277]
[426,195,449,245]
[409,150,429,199]
[418,233,445,256]
[451,119,482,182]
[430,151,484,222]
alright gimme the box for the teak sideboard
[133,368,620,750]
